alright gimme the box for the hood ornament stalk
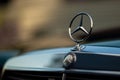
[69,12,93,51]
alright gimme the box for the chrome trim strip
[5,66,65,71]
[67,69,120,75]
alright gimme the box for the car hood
[3,40,120,71]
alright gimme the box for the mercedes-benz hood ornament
[69,12,93,51]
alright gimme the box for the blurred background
[0,0,120,51]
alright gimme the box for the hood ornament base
[72,44,86,51]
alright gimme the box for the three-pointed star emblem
[69,12,93,44]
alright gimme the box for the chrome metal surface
[63,53,76,68]
[69,12,93,51]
